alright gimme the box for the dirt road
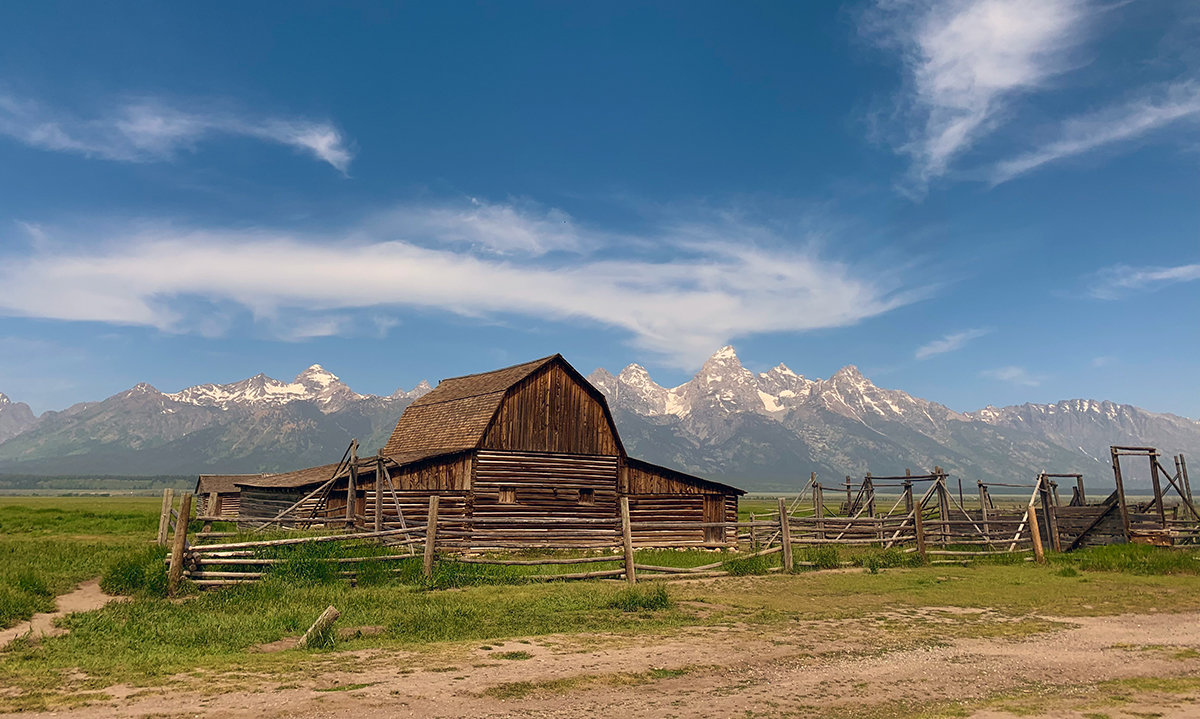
[22,607,1200,719]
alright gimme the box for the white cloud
[865,0,1089,191]
[0,201,925,369]
[981,365,1042,386]
[1090,262,1200,299]
[915,327,990,359]
[0,93,354,172]
[1090,356,1115,368]
[992,81,1200,183]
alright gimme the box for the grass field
[3,496,1200,712]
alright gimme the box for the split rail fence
[158,466,1058,596]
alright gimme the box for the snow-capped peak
[392,380,433,400]
[163,365,395,413]
[0,393,9,406]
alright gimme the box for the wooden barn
[194,474,252,518]
[234,354,744,547]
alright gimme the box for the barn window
[578,488,595,506]
[499,488,516,504]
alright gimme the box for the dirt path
[22,608,1200,719]
[0,580,120,648]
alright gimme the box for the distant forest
[0,474,193,491]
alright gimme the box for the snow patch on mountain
[164,365,430,413]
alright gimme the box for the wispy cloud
[981,365,1043,386]
[0,201,926,369]
[864,0,1090,192]
[1090,356,1115,368]
[992,81,1200,183]
[1089,261,1200,299]
[0,93,354,172]
[915,327,990,359]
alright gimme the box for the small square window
[578,488,595,506]
[499,488,516,504]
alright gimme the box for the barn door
[704,495,723,544]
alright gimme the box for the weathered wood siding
[469,450,619,548]
[202,493,240,518]
[625,461,724,495]
[1057,504,1127,547]
[481,364,619,456]
[237,487,326,529]
[392,453,474,492]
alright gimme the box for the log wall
[467,450,619,548]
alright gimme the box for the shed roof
[196,474,260,495]
[233,449,470,489]
[382,355,558,456]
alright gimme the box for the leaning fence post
[157,488,175,546]
[620,495,636,584]
[777,497,793,572]
[912,494,927,562]
[814,483,825,541]
[168,493,193,596]
[423,495,439,580]
[374,459,384,533]
[1026,502,1045,564]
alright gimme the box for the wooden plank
[157,488,174,546]
[778,497,793,572]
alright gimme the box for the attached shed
[194,474,256,518]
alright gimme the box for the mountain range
[1,348,1197,489]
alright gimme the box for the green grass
[4,496,1200,711]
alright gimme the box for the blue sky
[0,1,1197,417]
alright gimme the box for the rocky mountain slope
[1,350,1196,488]
[587,347,1200,489]
[0,367,429,475]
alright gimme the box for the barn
[233,354,744,548]
[194,474,252,518]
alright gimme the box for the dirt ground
[18,605,1200,719]
[0,581,121,649]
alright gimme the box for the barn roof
[233,449,471,489]
[382,355,559,456]
[196,474,260,495]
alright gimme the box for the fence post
[912,494,927,562]
[423,495,439,580]
[1181,454,1193,508]
[814,483,825,541]
[777,497,793,572]
[345,441,359,530]
[1149,457,1167,529]
[620,496,636,584]
[202,491,219,533]
[978,481,991,548]
[1027,502,1045,564]
[935,468,950,545]
[374,459,384,533]
[1039,474,1062,552]
[168,493,193,597]
[157,488,174,546]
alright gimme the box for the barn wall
[391,454,474,492]
[201,492,240,518]
[469,450,619,548]
[481,364,619,456]
[625,462,723,495]
[237,486,330,530]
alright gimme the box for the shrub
[100,546,168,597]
[606,585,672,612]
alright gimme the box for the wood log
[777,497,793,572]
[296,606,340,649]
[168,493,193,597]
[423,495,439,580]
[620,496,636,584]
[1027,501,1045,564]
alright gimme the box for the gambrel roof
[383,354,621,456]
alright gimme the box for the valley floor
[13,594,1200,719]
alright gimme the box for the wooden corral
[229,355,744,548]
